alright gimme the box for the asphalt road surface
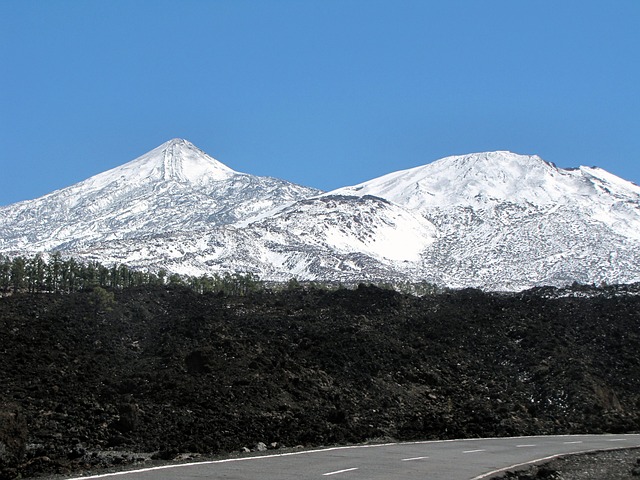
[68,434,640,480]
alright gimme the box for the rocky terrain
[497,447,640,479]
[1,283,639,479]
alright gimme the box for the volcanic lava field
[1,283,639,479]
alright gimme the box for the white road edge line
[470,446,637,480]
[63,445,397,479]
[62,435,640,480]
[323,467,359,476]
[463,449,486,453]
[401,456,429,461]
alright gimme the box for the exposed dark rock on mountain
[1,283,639,478]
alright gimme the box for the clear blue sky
[1,0,639,206]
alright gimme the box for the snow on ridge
[2,140,640,291]
[0,138,320,256]
[578,165,640,197]
[75,138,238,193]
[329,151,560,208]
[330,151,640,212]
[257,195,436,263]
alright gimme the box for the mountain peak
[0,139,320,254]
[439,150,554,171]
[330,150,638,210]
[79,139,238,191]
[146,138,237,183]
[160,137,203,152]
[165,137,190,146]
[432,151,559,185]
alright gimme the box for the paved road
[69,434,640,480]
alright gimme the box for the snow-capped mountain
[0,139,321,252]
[332,151,640,289]
[1,142,639,290]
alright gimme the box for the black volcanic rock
[0,283,639,478]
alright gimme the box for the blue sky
[1,0,639,206]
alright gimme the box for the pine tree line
[0,253,262,296]
[0,253,442,297]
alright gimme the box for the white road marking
[61,435,640,480]
[516,444,536,448]
[470,445,640,480]
[563,441,583,444]
[607,438,625,442]
[401,456,429,461]
[323,467,359,476]
[471,452,566,480]
[463,449,486,453]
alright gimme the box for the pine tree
[0,255,11,293]
[10,257,26,292]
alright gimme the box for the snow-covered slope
[0,139,321,252]
[332,151,640,289]
[334,151,640,209]
[68,195,436,283]
[1,144,639,290]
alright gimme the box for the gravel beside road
[498,447,640,479]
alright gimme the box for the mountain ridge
[1,139,639,290]
[331,150,640,208]
[0,139,321,252]
[55,138,238,203]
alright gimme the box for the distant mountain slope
[0,139,321,252]
[61,195,436,283]
[1,143,639,290]
[332,151,640,225]
[330,151,640,289]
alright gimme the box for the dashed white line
[401,456,429,461]
[516,444,537,448]
[563,441,583,444]
[463,449,486,453]
[607,438,625,442]
[323,467,359,476]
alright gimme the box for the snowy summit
[333,151,640,209]
[0,139,320,252]
[76,138,237,194]
[1,141,640,290]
